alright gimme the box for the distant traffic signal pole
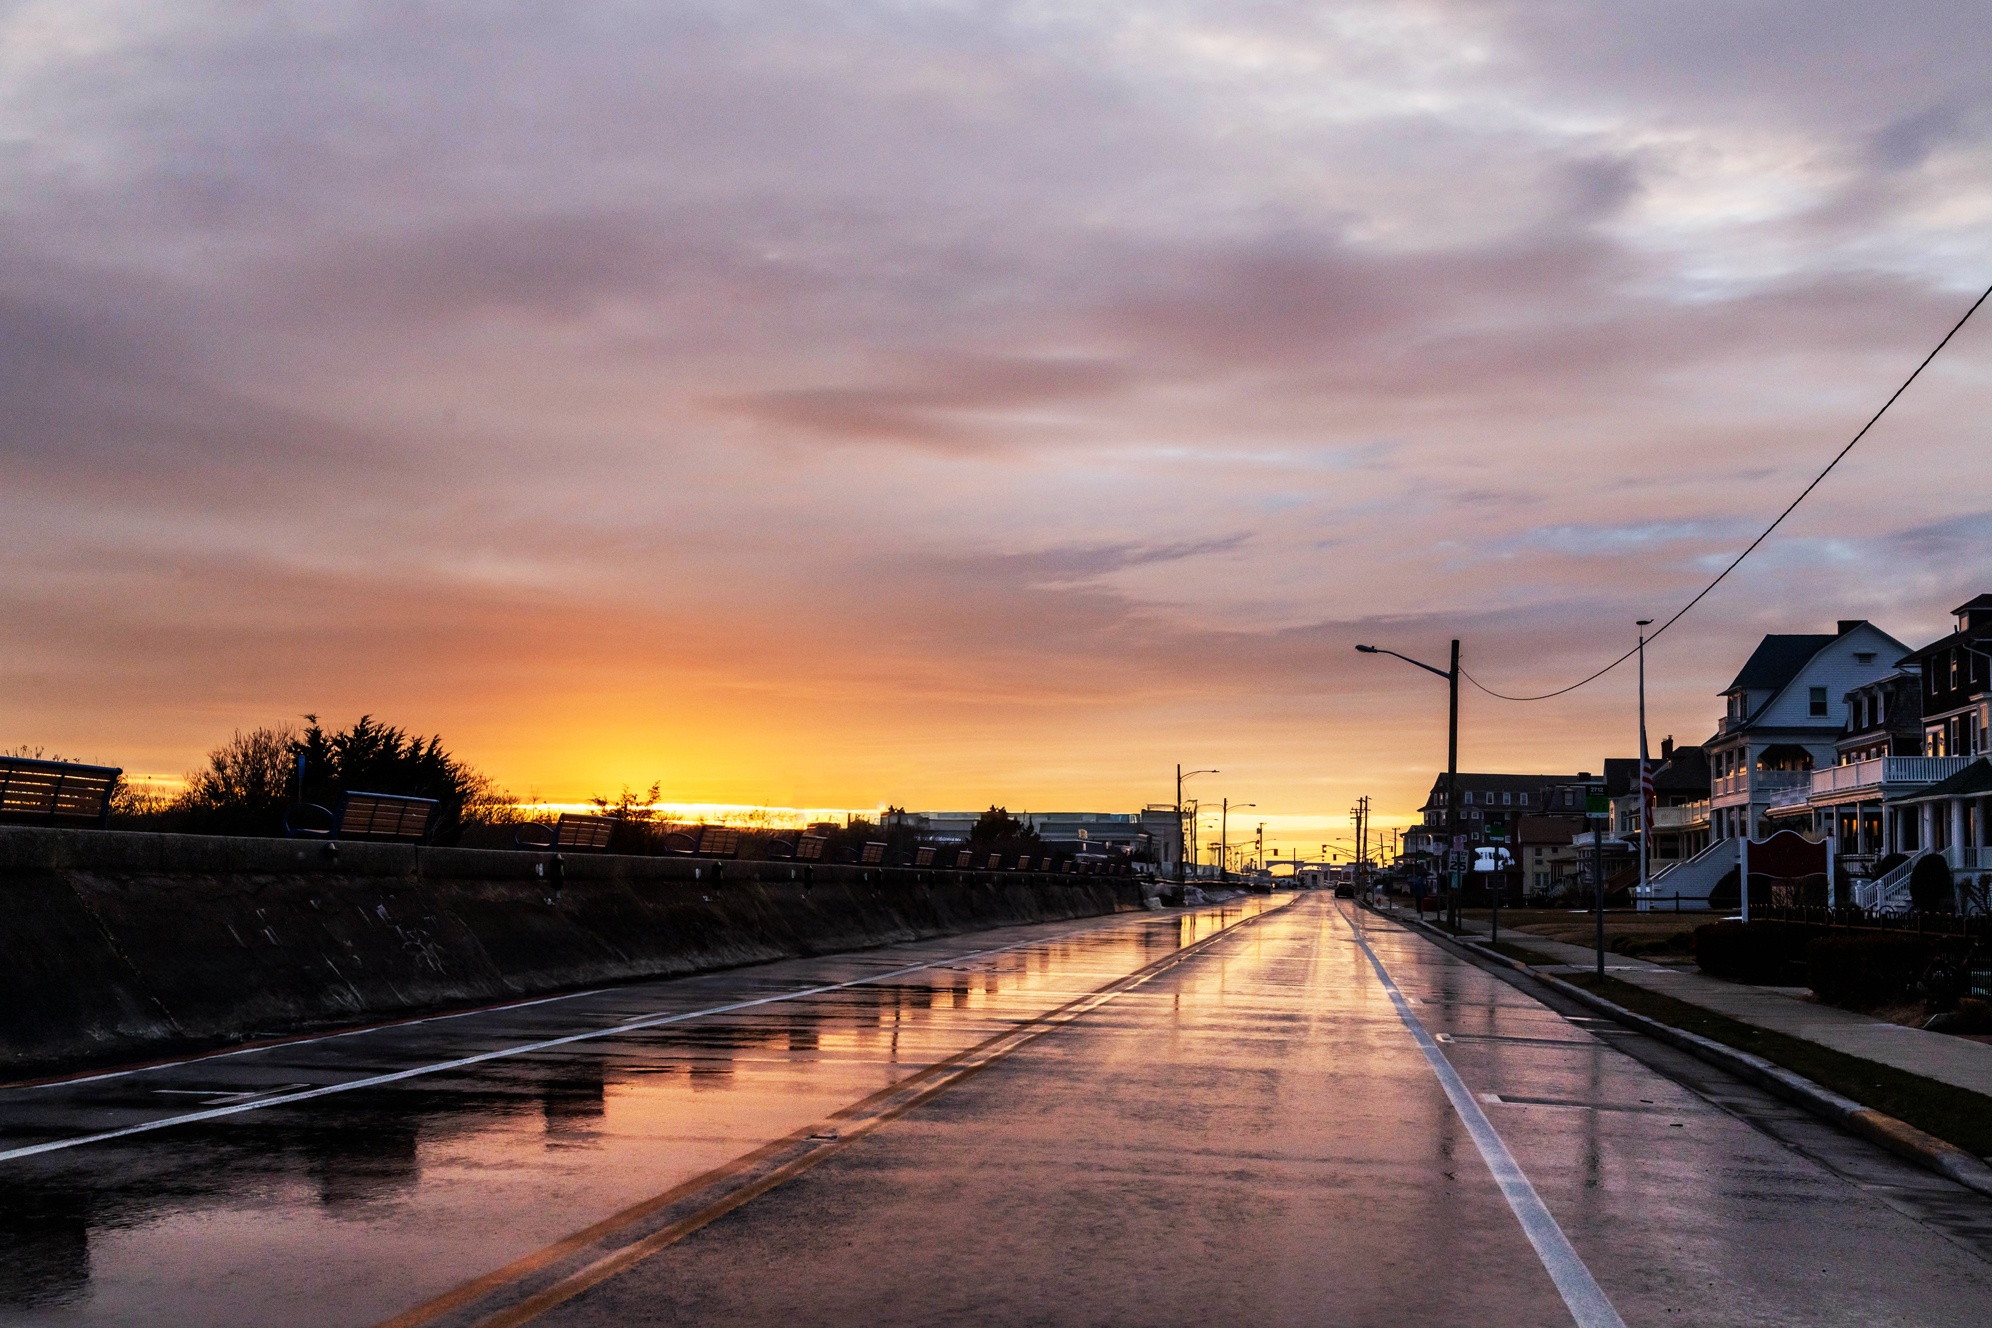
[1356,639,1460,928]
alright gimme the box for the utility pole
[1637,620,1653,913]
[1593,789,1608,980]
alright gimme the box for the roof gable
[1725,634,1833,694]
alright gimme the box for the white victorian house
[1704,620,1910,844]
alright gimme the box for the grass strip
[1561,972,1992,1161]
[1489,940,1564,967]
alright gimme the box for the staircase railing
[1853,851,1925,914]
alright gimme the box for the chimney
[1838,620,1864,635]
[1660,735,1674,761]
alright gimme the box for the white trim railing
[1811,755,1973,798]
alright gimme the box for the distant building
[905,808,1183,873]
[1516,815,1586,897]
[1413,771,1611,898]
[1610,737,1711,867]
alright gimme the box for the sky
[4,1,1991,848]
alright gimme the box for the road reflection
[0,897,1286,1325]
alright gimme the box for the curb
[1384,909,1992,1201]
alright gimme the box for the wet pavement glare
[7,893,1992,1327]
[0,899,1281,1327]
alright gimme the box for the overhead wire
[1459,280,1992,703]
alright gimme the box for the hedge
[1693,920,1826,984]
[1806,933,1942,1007]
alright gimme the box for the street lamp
[1176,766,1217,883]
[1220,799,1254,883]
[1357,639,1461,928]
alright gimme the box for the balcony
[1808,755,1974,800]
[1713,769,1809,800]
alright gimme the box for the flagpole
[1637,619,1653,913]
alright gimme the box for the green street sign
[1585,794,1609,817]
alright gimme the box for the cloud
[2,1,1990,820]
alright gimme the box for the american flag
[1640,754,1655,819]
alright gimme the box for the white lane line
[1343,911,1628,1328]
[0,906,1271,1165]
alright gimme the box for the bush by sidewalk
[1693,920,1826,984]
[1806,932,1950,1008]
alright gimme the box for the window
[1501,791,1512,806]
[1809,686,1828,716]
[1518,792,1529,806]
[1854,652,1874,665]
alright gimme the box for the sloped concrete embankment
[0,827,1141,1078]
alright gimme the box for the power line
[1461,280,1992,704]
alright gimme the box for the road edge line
[1342,907,1627,1328]
[1380,908,1992,1201]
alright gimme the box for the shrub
[180,725,301,836]
[1694,920,1827,984]
[1807,932,1952,1009]
[1909,854,1955,912]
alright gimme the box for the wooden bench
[0,757,121,829]
[514,814,618,852]
[663,825,742,858]
[285,791,437,843]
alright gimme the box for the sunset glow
[4,3,1989,828]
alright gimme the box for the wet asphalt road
[5,894,1992,1326]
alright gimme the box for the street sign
[1585,794,1609,818]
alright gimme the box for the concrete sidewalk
[1380,903,1992,1099]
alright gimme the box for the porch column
[1953,798,1969,865]
[1856,803,1869,855]
[1922,802,1936,852]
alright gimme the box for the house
[1607,737,1712,867]
[1899,593,1992,759]
[1516,815,1586,899]
[1705,620,1910,843]
[1412,771,1612,900]
[1781,594,1992,874]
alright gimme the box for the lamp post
[1176,766,1216,885]
[1357,639,1461,928]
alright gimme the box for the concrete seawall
[0,827,1144,1079]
